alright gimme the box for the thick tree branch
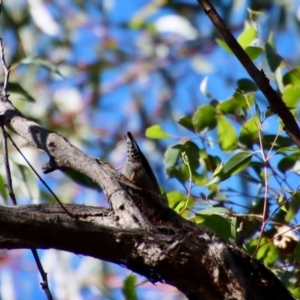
[0,96,157,228]
[0,203,294,300]
[197,0,300,148]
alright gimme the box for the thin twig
[5,131,75,218]
[180,151,193,215]
[31,249,54,300]
[253,124,269,257]
[0,38,10,97]
[1,123,16,204]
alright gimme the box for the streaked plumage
[123,132,161,195]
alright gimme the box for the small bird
[123,132,161,196]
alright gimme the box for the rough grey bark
[0,96,295,300]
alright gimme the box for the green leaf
[206,174,222,186]
[213,193,227,201]
[0,174,8,202]
[277,194,288,213]
[262,135,294,150]
[173,196,195,215]
[181,141,201,170]
[282,85,300,109]
[244,46,263,61]
[238,27,263,60]
[290,287,300,299]
[17,164,39,202]
[265,109,274,118]
[200,214,232,241]
[222,151,253,175]
[236,26,263,61]
[191,214,206,224]
[4,82,35,102]
[164,144,182,169]
[239,116,260,147]
[129,18,145,29]
[282,67,300,87]
[237,27,257,48]
[266,42,282,72]
[198,151,221,177]
[164,144,183,179]
[255,239,277,266]
[237,79,258,93]
[277,153,300,173]
[215,38,233,54]
[218,91,254,114]
[230,217,237,240]
[181,144,205,184]
[217,29,262,60]
[192,105,216,132]
[196,207,230,215]
[277,147,300,154]
[247,9,264,22]
[166,191,186,208]
[294,242,300,259]
[178,116,194,132]
[285,192,300,222]
[122,275,137,300]
[20,56,64,77]
[164,142,205,185]
[249,238,267,260]
[217,116,238,151]
[208,151,253,184]
[146,125,170,139]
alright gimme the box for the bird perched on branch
[123,132,162,196]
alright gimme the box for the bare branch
[31,249,54,300]
[0,124,16,203]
